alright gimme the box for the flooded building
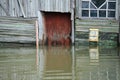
[0,0,120,80]
[0,0,120,46]
[0,0,75,46]
[38,0,75,46]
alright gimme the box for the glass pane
[108,0,116,1]
[90,10,97,17]
[90,3,96,9]
[82,10,89,17]
[108,11,115,17]
[82,1,89,8]
[100,3,106,9]
[108,2,116,9]
[92,0,106,8]
[99,10,106,17]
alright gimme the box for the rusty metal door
[44,12,71,46]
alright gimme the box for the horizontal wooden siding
[0,17,36,44]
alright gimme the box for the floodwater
[0,46,120,80]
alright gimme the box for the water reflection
[37,47,73,80]
[0,47,74,80]
[0,47,37,80]
[89,46,99,65]
[0,46,120,80]
[75,46,120,80]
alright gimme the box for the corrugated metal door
[44,12,71,46]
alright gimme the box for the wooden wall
[39,0,71,12]
[0,0,120,19]
[0,0,9,16]
[0,17,36,44]
[0,0,75,44]
[75,0,81,18]
[0,0,72,17]
[0,0,39,17]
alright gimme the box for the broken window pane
[82,1,89,8]
[82,10,89,17]
[108,2,116,9]
[99,10,106,17]
[90,10,97,17]
[108,11,115,17]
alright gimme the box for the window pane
[92,0,106,8]
[90,10,97,17]
[99,10,106,17]
[82,1,89,8]
[108,11,115,17]
[108,2,116,9]
[100,3,106,9]
[90,3,96,9]
[108,0,116,1]
[82,10,89,17]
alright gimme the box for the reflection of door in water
[44,12,71,46]
[45,47,72,79]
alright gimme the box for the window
[81,0,116,18]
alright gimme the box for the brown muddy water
[0,46,120,80]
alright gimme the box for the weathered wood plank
[0,25,34,30]
[75,19,119,33]
[0,35,36,43]
[39,0,71,12]
[17,0,26,17]
[0,0,9,16]
[0,17,36,44]
[0,0,39,17]
[0,1,10,16]
[76,19,119,26]
[0,32,35,36]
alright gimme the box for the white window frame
[81,0,117,19]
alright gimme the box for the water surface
[0,46,120,80]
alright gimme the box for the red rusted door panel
[44,12,71,46]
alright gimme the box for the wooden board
[0,17,36,44]
[89,29,99,42]
[44,12,71,46]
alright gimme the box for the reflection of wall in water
[75,46,120,80]
[0,48,37,80]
